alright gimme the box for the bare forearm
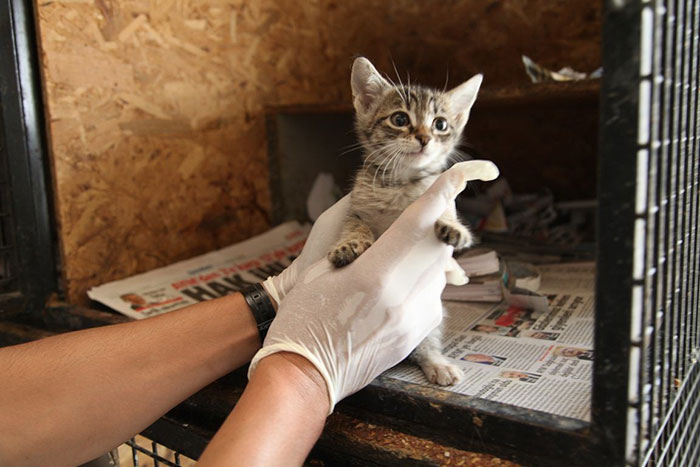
[0,293,259,467]
[198,353,329,466]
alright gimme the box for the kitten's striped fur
[329,57,483,385]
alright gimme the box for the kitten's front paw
[435,221,473,250]
[328,240,372,268]
[421,361,463,386]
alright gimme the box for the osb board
[323,413,522,466]
[34,0,600,304]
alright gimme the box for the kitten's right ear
[351,57,390,113]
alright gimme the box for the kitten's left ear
[447,74,483,129]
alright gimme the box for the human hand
[262,195,351,307]
[249,161,486,413]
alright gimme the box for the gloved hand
[262,195,351,307]
[249,161,497,413]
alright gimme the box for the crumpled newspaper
[522,55,602,83]
[459,177,595,247]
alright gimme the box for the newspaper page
[89,223,595,421]
[385,262,596,422]
[87,222,310,319]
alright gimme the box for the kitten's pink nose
[415,133,430,147]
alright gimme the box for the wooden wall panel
[34,0,600,304]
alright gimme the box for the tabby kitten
[328,57,483,385]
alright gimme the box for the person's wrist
[255,352,330,415]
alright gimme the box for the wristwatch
[241,283,276,342]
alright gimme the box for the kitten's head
[351,57,482,181]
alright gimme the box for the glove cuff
[261,276,283,308]
[248,344,337,415]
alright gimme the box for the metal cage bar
[595,1,641,464]
[125,438,184,467]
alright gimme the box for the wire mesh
[628,0,700,465]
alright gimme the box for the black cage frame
[1,1,699,466]
[0,0,56,317]
[596,0,700,465]
[593,1,700,466]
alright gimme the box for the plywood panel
[33,0,600,304]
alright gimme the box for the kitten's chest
[351,175,437,236]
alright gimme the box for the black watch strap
[241,283,276,342]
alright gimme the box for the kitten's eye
[433,117,449,132]
[390,111,410,127]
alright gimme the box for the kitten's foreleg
[328,215,375,268]
[409,313,463,385]
[434,204,473,250]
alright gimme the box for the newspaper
[385,262,595,422]
[89,224,594,421]
[87,222,310,320]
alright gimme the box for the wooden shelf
[476,79,600,108]
[266,80,600,116]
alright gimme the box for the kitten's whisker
[383,148,401,184]
[339,141,383,157]
[442,67,450,94]
[390,150,403,184]
[339,142,368,152]
[377,140,399,185]
[449,148,472,163]
[362,144,389,161]
[382,73,403,104]
[363,145,392,191]
[347,140,385,151]
[377,141,400,183]
[401,157,408,184]
[446,153,462,165]
[391,142,407,183]
[392,153,406,185]
[392,81,409,106]
[389,60,409,105]
[374,147,397,189]
[380,155,391,183]
[361,146,389,171]
[371,157,386,193]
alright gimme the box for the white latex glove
[249,161,497,413]
[262,195,351,307]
